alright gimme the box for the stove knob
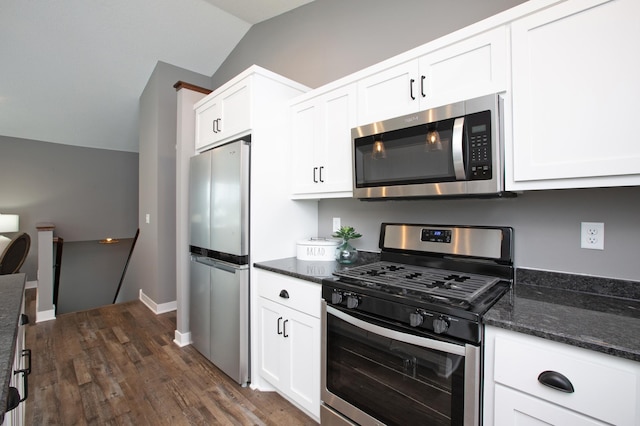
[331,291,343,305]
[409,312,424,327]
[433,316,450,334]
[346,296,359,309]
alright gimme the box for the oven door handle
[326,305,466,356]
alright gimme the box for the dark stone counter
[256,256,640,362]
[0,273,26,419]
[484,268,640,362]
[253,251,380,284]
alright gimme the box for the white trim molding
[173,330,192,347]
[139,289,177,314]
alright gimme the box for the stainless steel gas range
[321,223,514,426]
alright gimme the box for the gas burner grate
[333,261,500,304]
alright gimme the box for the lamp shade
[0,214,19,232]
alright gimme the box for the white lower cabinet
[3,297,27,426]
[257,270,321,420]
[494,385,607,425]
[484,326,640,426]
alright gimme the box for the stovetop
[322,223,514,344]
[332,261,501,306]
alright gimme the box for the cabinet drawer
[257,270,321,318]
[494,333,638,425]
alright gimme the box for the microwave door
[451,116,466,180]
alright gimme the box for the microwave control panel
[467,110,492,180]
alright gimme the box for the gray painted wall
[120,61,211,305]
[212,0,527,89]
[0,135,138,281]
[211,0,640,282]
[318,188,640,281]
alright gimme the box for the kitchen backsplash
[317,186,640,282]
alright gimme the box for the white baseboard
[34,284,56,322]
[138,289,177,314]
[36,307,56,323]
[173,330,192,347]
[26,280,37,289]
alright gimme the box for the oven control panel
[324,286,477,343]
[421,228,451,243]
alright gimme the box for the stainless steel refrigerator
[188,138,250,386]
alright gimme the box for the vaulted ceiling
[0,0,314,152]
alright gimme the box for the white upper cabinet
[357,26,508,126]
[195,77,251,151]
[290,83,356,199]
[507,0,640,190]
[194,66,308,152]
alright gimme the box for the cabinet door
[318,87,356,197]
[258,294,321,419]
[508,0,640,190]
[290,100,319,195]
[258,297,285,389]
[216,78,251,144]
[421,26,507,109]
[357,60,420,125]
[195,96,222,151]
[284,307,320,417]
[195,78,252,151]
[494,385,606,426]
[291,84,356,199]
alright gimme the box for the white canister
[296,238,340,261]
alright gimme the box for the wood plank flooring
[23,289,317,425]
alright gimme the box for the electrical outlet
[332,217,341,232]
[581,222,604,250]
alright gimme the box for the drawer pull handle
[279,289,290,299]
[537,370,575,393]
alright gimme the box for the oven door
[321,302,480,426]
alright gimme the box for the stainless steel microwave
[352,94,512,199]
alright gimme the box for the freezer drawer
[189,256,249,386]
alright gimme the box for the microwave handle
[452,117,466,180]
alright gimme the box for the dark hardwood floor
[23,289,317,425]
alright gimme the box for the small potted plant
[332,225,362,264]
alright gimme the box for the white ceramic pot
[296,238,340,261]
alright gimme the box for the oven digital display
[421,229,451,243]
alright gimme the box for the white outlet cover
[581,222,604,250]
[332,217,341,232]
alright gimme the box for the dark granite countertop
[255,257,640,363]
[0,273,26,418]
[484,268,640,362]
[254,251,381,284]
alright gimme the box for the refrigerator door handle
[193,256,247,272]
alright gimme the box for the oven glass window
[354,118,456,188]
[326,313,466,426]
